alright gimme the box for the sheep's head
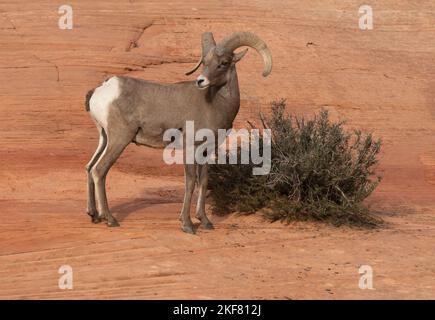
[186,32,273,90]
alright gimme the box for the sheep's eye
[219,61,229,68]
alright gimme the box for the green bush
[208,99,382,227]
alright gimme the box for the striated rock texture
[0,1,434,299]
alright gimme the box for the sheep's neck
[207,67,240,128]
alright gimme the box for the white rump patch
[89,76,121,129]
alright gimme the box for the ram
[85,31,272,234]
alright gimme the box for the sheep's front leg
[179,163,196,234]
[195,164,213,229]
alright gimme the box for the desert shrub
[208,99,382,227]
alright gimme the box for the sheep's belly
[132,127,165,148]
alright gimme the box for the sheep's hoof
[202,222,214,230]
[196,215,214,230]
[88,210,102,223]
[92,216,102,224]
[87,209,97,218]
[181,224,195,234]
[107,218,120,227]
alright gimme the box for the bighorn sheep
[85,31,272,234]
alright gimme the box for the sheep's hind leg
[195,164,213,229]
[86,125,107,223]
[91,130,134,227]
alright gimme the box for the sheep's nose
[196,75,210,89]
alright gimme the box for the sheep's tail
[85,88,95,112]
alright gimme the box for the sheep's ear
[232,48,248,63]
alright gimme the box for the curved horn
[218,32,272,77]
[201,32,216,57]
[185,32,216,76]
[185,58,202,76]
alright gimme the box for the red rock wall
[1,0,435,205]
